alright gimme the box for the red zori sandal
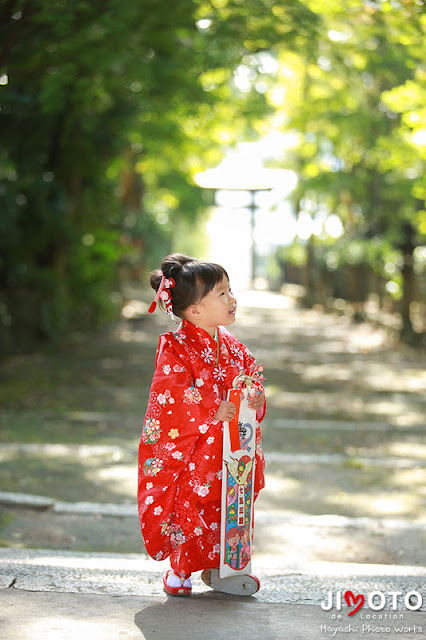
[163,569,192,596]
[201,568,260,596]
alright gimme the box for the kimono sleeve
[137,335,221,561]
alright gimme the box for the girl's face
[186,276,237,337]
[241,531,249,545]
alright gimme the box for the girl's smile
[185,277,237,337]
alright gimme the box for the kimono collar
[180,319,221,363]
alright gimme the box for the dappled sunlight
[302,363,352,382]
[254,517,403,565]
[385,442,426,461]
[0,448,137,504]
[236,292,403,357]
[355,365,426,393]
[265,386,425,426]
[260,472,301,499]
[365,399,424,426]
[299,361,425,393]
[121,300,149,320]
[391,468,426,492]
[259,457,424,522]
[88,464,137,499]
[251,467,331,517]
[118,328,155,344]
[290,321,394,356]
[345,324,397,354]
[328,491,422,520]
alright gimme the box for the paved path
[1,548,425,640]
[0,289,425,639]
[1,548,426,606]
[3,588,423,640]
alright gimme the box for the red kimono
[137,319,266,576]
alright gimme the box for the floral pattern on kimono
[137,319,265,572]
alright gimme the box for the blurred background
[0,0,425,567]
[0,0,425,353]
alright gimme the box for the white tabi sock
[167,571,192,589]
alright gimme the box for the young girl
[137,254,266,596]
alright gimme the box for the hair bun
[150,254,194,293]
[161,253,195,280]
[149,253,228,319]
[149,269,163,293]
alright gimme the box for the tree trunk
[399,222,418,344]
[303,235,318,307]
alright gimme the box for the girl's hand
[214,400,236,422]
[248,388,265,411]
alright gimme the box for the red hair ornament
[148,275,175,316]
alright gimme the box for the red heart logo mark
[344,590,365,616]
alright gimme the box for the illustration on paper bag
[223,433,254,570]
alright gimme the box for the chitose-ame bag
[219,371,260,579]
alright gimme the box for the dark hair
[150,253,229,318]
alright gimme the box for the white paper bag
[219,386,256,579]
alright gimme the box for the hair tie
[148,274,175,315]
